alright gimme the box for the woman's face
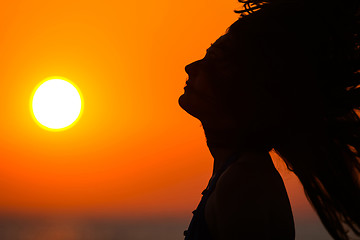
[178,32,272,129]
[179,34,232,121]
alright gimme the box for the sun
[30,77,83,131]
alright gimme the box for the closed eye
[205,49,217,60]
[205,53,216,59]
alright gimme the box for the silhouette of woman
[179,0,360,239]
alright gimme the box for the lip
[184,81,194,92]
[183,85,190,92]
[182,82,220,107]
[184,80,193,88]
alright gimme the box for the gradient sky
[0,3,329,237]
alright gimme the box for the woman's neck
[207,146,238,174]
[203,125,274,174]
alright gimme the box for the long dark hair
[231,1,360,239]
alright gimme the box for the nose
[185,60,201,76]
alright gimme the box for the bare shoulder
[205,152,295,240]
[216,152,277,192]
[215,152,280,211]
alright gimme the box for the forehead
[212,34,233,48]
[208,33,242,56]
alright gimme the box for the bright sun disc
[30,77,83,131]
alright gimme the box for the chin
[178,92,200,119]
[178,93,190,112]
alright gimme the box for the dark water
[0,217,188,240]
[0,216,337,240]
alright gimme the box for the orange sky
[0,0,317,220]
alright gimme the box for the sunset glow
[0,1,322,232]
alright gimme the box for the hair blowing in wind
[235,0,360,239]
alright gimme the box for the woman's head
[178,32,275,127]
[178,6,324,149]
[179,34,276,151]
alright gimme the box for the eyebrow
[206,44,223,54]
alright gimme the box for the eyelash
[205,50,216,60]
